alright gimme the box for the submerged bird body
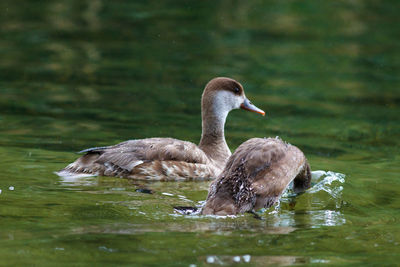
[57,77,265,180]
[201,137,311,215]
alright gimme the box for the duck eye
[234,87,240,94]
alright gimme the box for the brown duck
[201,137,311,215]
[57,77,265,180]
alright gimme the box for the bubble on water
[311,259,330,264]
[233,256,241,262]
[206,256,215,263]
[243,255,251,262]
[98,246,117,252]
[111,187,125,191]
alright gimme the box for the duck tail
[55,152,103,178]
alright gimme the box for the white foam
[55,170,98,179]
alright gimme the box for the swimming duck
[201,137,311,215]
[57,77,265,180]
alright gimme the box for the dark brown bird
[201,137,311,215]
[56,77,265,181]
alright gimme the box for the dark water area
[0,0,399,265]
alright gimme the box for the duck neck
[199,107,231,165]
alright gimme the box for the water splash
[174,170,346,219]
[283,170,345,199]
[278,170,347,227]
[309,170,345,196]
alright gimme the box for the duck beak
[240,98,265,116]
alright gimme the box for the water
[1,0,399,265]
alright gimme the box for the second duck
[57,77,265,180]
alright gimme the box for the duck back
[201,137,311,215]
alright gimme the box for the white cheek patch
[210,90,245,126]
[213,90,243,113]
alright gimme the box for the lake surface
[0,0,399,265]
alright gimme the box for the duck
[57,77,265,180]
[201,137,311,215]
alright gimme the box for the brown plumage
[201,137,311,215]
[57,77,265,181]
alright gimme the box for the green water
[1,0,399,265]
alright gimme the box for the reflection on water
[308,210,345,228]
[58,173,99,185]
[71,221,296,236]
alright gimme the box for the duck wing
[241,138,310,210]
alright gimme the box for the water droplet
[206,256,215,263]
[243,255,251,262]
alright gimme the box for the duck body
[58,138,221,180]
[57,77,265,180]
[201,137,311,215]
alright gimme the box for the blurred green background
[0,0,399,265]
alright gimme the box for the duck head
[201,77,265,123]
[199,77,265,164]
